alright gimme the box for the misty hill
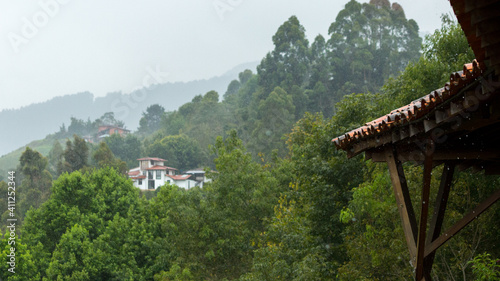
[0,61,258,157]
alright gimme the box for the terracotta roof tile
[137,157,167,162]
[128,170,140,176]
[167,175,192,181]
[332,60,485,151]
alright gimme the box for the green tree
[327,0,421,101]
[138,104,166,134]
[0,231,38,280]
[145,134,203,171]
[250,86,295,157]
[257,16,310,92]
[381,14,475,108]
[224,79,241,99]
[92,142,127,174]
[197,130,283,279]
[18,147,52,219]
[97,112,125,128]
[45,224,92,280]
[104,134,142,168]
[48,141,64,178]
[469,253,500,280]
[21,168,141,278]
[62,135,89,173]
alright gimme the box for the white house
[128,157,201,190]
[183,168,212,188]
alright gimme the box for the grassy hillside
[0,135,65,172]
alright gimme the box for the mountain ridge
[0,61,258,157]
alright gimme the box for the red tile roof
[332,60,486,154]
[128,170,141,176]
[137,157,167,162]
[146,166,178,171]
[130,175,146,180]
[450,0,500,75]
[167,175,192,181]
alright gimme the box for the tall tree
[138,104,166,134]
[257,16,310,93]
[62,135,89,173]
[18,147,52,218]
[250,87,295,157]
[92,142,127,174]
[328,0,421,101]
[104,134,142,168]
[48,141,64,177]
[145,134,203,171]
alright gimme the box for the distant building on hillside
[128,157,207,190]
[96,125,130,141]
[82,125,130,143]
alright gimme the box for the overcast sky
[0,0,454,111]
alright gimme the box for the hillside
[0,61,258,158]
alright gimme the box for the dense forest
[1,0,499,280]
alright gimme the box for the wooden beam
[423,162,456,278]
[425,187,500,257]
[385,146,418,261]
[426,163,456,243]
[369,149,500,163]
[416,140,434,280]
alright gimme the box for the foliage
[21,168,140,279]
[145,134,203,171]
[138,104,166,135]
[469,253,500,281]
[17,147,52,220]
[104,133,142,168]
[0,231,39,280]
[61,135,89,174]
[327,0,421,103]
[11,2,497,280]
[92,142,128,174]
[380,14,474,109]
[47,141,64,177]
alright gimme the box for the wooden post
[423,162,455,278]
[385,146,418,261]
[416,140,434,280]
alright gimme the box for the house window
[138,179,142,185]
[156,170,161,180]
[150,160,154,165]
[167,180,171,183]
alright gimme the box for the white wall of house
[136,178,147,189]
[172,179,198,189]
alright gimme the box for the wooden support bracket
[385,146,418,261]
